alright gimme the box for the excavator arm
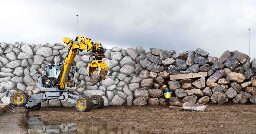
[56,36,108,90]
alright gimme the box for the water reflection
[27,116,146,134]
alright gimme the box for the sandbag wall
[0,42,256,106]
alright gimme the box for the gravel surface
[28,105,256,134]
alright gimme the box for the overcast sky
[1,0,256,58]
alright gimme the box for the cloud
[1,0,256,58]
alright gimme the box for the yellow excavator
[10,36,109,111]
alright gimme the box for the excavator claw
[88,60,108,84]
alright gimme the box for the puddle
[27,116,146,134]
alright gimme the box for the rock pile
[0,42,256,106]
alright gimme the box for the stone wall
[1,42,256,106]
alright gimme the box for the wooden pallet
[0,104,9,115]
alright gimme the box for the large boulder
[112,95,125,105]
[36,47,53,57]
[210,92,227,104]
[120,65,135,75]
[227,72,245,83]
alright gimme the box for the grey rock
[187,64,199,73]
[107,85,116,91]
[33,55,44,65]
[21,44,33,55]
[195,48,209,56]
[168,65,179,74]
[36,47,53,57]
[224,58,240,71]
[117,91,127,99]
[140,58,152,68]
[177,51,188,60]
[197,96,210,104]
[252,58,256,69]
[162,58,175,66]
[0,56,8,65]
[78,67,87,76]
[147,53,161,64]
[100,78,115,87]
[194,55,208,65]
[141,79,153,87]
[127,95,133,106]
[206,70,224,87]
[106,91,114,100]
[156,76,164,84]
[86,85,98,90]
[131,76,142,83]
[102,96,109,106]
[212,85,225,93]
[0,77,11,82]
[23,75,35,86]
[1,81,15,90]
[219,50,231,63]
[53,50,59,56]
[186,51,195,66]
[120,65,135,75]
[192,77,205,89]
[117,81,126,87]
[120,56,135,66]
[175,89,187,98]
[6,52,16,61]
[0,72,14,77]
[148,89,163,98]
[6,60,21,68]
[123,85,132,96]
[202,87,212,96]
[150,48,161,56]
[148,98,160,106]
[84,90,105,96]
[134,90,149,99]
[17,52,31,59]
[183,95,197,104]
[112,95,125,105]
[134,64,143,74]
[226,87,237,99]
[233,51,249,64]
[117,73,127,81]
[175,59,187,70]
[191,89,204,97]
[211,61,224,70]
[146,63,164,72]
[160,50,171,60]
[231,82,242,92]
[168,81,180,90]
[1,68,13,73]
[11,76,23,83]
[17,82,26,91]
[112,47,122,52]
[126,48,138,60]
[111,52,122,60]
[211,92,227,104]
[133,97,147,106]
[13,67,23,76]
[199,64,210,72]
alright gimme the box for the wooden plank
[170,72,208,80]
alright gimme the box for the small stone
[107,85,117,91]
[219,50,231,63]
[186,51,194,66]
[202,87,213,96]
[192,77,205,89]
[84,90,105,96]
[218,78,229,84]
[150,48,161,56]
[141,79,153,87]
[17,52,32,59]
[212,85,225,93]
[21,44,33,55]
[168,81,180,90]
[211,92,227,104]
[231,82,242,92]
[191,89,204,97]
[100,78,115,87]
[139,70,149,79]
[148,98,159,105]
[162,58,175,65]
[128,83,140,91]
[134,90,149,99]
[133,97,147,106]
[117,91,127,99]
[225,87,237,99]
[149,72,158,78]
[148,89,163,98]
[120,56,134,66]
[195,48,209,56]
[197,96,210,104]
[175,89,187,98]
[1,68,13,73]
[140,58,152,69]
[206,70,224,87]
[127,95,133,106]
[241,81,252,88]
[194,55,208,65]
[182,82,192,90]
[182,95,197,104]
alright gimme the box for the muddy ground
[26,105,256,134]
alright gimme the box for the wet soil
[28,104,256,134]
